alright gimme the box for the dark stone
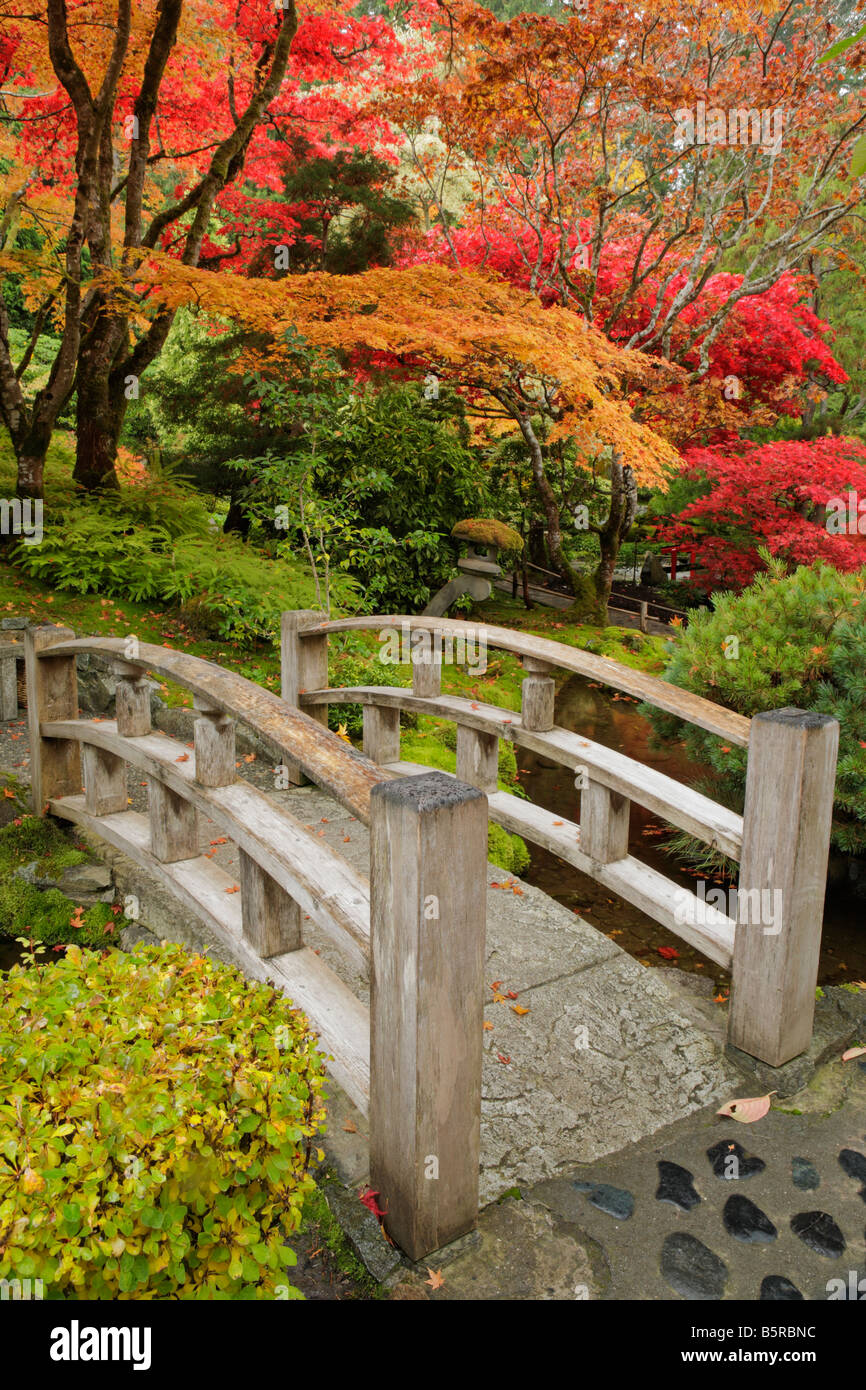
[1,617,28,630]
[707,1139,766,1181]
[723,1194,777,1244]
[656,1161,701,1212]
[791,1157,820,1191]
[838,1148,866,1203]
[661,1233,728,1300]
[760,1275,804,1301]
[370,770,485,814]
[790,1211,846,1259]
[572,1181,634,1221]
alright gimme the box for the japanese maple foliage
[653,437,866,593]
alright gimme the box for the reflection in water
[518,674,865,987]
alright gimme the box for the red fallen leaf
[506,990,518,999]
[359,1187,388,1221]
[209,837,227,845]
[657,946,679,960]
[490,980,502,990]
[175,753,190,763]
[496,1053,511,1065]
[225,885,240,894]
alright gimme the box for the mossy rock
[488,822,530,876]
[451,518,523,553]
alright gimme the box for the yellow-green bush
[0,943,326,1299]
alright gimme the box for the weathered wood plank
[148,779,199,863]
[0,648,19,721]
[363,704,401,765]
[25,625,81,813]
[46,797,371,1113]
[369,772,487,1260]
[456,724,498,793]
[239,848,301,958]
[42,718,370,971]
[301,686,744,859]
[82,743,128,817]
[194,711,236,788]
[382,760,735,967]
[580,781,630,863]
[115,677,151,737]
[42,637,386,822]
[298,614,751,746]
[729,709,839,1067]
[521,673,554,732]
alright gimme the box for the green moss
[487,822,530,875]
[451,517,523,552]
[300,1179,383,1298]
[0,816,123,949]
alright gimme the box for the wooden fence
[24,613,840,1262]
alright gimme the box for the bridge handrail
[296,614,751,747]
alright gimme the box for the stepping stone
[572,1181,634,1220]
[838,1149,866,1202]
[723,1194,777,1244]
[707,1139,766,1181]
[791,1157,820,1191]
[661,1233,728,1300]
[760,1275,804,1301]
[656,1161,701,1212]
[790,1211,846,1258]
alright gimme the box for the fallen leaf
[511,1005,530,1016]
[175,753,190,763]
[496,1053,511,1064]
[716,1092,776,1123]
[482,1021,494,1031]
[505,990,518,999]
[490,980,502,990]
[657,946,679,960]
[225,885,240,895]
[425,1268,445,1290]
[359,1187,387,1221]
[841,1045,866,1062]
[492,992,505,1004]
[343,1119,358,1133]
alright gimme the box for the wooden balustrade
[292,610,839,1068]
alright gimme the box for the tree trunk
[73,362,124,491]
[516,412,585,595]
[591,452,637,618]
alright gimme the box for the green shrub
[10,484,352,643]
[650,559,866,856]
[0,943,326,1299]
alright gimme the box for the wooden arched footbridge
[24,613,839,1261]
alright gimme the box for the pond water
[517,674,866,987]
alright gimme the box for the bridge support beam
[281,610,328,785]
[239,849,301,958]
[83,744,127,817]
[363,704,400,765]
[193,695,236,789]
[148,781,199,863]
[25,625,81,813]
[369,771,487,1262]
[729,708,839,1067]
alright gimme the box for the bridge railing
[288,611,840,1071]
[25,622,486,1262]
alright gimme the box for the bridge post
[369,771,487,1261]
[113,658,151,737]
[281,610,328,785]
[363,705,401,765]
[24,625,81,814]
[193,694,236,788]
[521,655,555,732]
[729,709,839,1067]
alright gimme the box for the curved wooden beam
[299,615,751,747]
[301,686,744,859]
[40,636,387,820]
